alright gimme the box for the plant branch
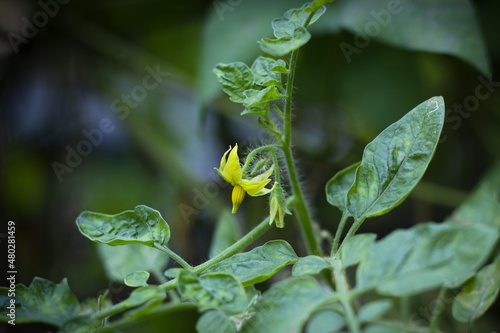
[332,260,360,333]
[331,211,349,257]
[155,245,193,271]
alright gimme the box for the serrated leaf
[202,240,298,286]
[196,310,236,333]
[122,286,166,308]
[251,56,285,87]
[124,271,150,287]
[0,277,79,326]
[243,86,285,108]
[272,4,326,38]
[292,255,331,277]
[260,26,311,57]
[241,103,269,117]
[240,276,332,333]
[340,233,376,268]
[178,271,247,315]
[97,243,168,282]
[209,209,242,257]
[358,299,393,323]
[305,309,344,333]
[76,205,170,248]
[213,62,254,103]
[452,256,500,323]
[347,97,444,220]
[325,161,361,213]
[356,222,499,296]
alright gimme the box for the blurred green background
[1,0,500,331]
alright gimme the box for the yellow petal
[241,165,275,196]
[231,184,246,213]
[224,144,242,185]
[219,146,232,171]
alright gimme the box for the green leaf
[319,0,490,75]
[358,299,393,323]
[272,4,326,38]
[292,255,331,277]
[240,276,332,333]
[124,271,150,287]
[213,62,254,103]
[241,103,269,117]
[123,286,166,308]
[356,222,499,296]
[76,205,170,248]
[347,96,444,220]
[447,162,500,229]
[209,209,242,257]
[202,240,298,286]
[243,86,285,108]
[196,310,236,333]
[177,271,247,315]
[97,243,168,282]
[0,277,79,326]
[325,161,361,213]
[251,56,286,87]
[260,26,311,57]
[452,256,500,323]
[339,233,376,268]
[305,309,344,333]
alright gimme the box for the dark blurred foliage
[0,0,499,332]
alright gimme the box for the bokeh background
[1,0,500,332]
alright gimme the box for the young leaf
[97,243,168,282]
[209,209,242,257]
[452,256,500,323]
[251,56,286,87]
[196,310,236,333]
[124,271,150,287]
[202,240,298,286]
[339,233,376,268]
[305,309,345,333]
[243,86,285,108]
[76,205,170,248]
[292,255,332,277]
[240,277,332,333]
[0,277,79,327]
[177,271,247,315]
[325,161,361,214]
[260,27,311,57]
[358,299,393,323]
[213,62,254,103]
[347,96,445,220]
[122,286,166,308]
[356,221,499,296]
[272,4,326,38]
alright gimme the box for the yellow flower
[215,144,274,213]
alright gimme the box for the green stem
[95,301,132,321]
[332,260,360,333]
[430,287,447,333]
[282,48,322,256]
[241,145,279,174]
[336,216,367,254]
[155,245,193,271]
[401,296,410,325]
[331,212,349,257]
[194,216,271,273]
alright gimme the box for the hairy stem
[155,245,193,271]
[430,287,447,333]
[282,48,322,256]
